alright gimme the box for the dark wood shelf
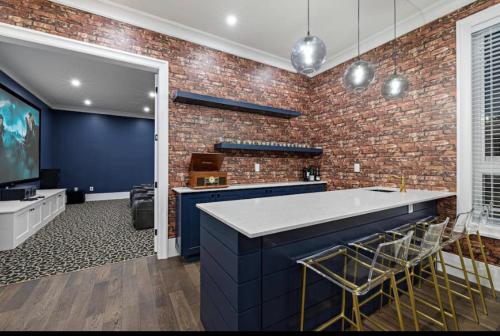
[173,90,301,119]
[214,143,323,155]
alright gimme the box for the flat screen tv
[0,84,41,186]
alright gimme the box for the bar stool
[391,212,483,324]
[469,205,497,300]
[297,230,414,331]
[351,218,450,331]
[404,207,496,316]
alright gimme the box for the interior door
[154,73,159,254]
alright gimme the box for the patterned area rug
[0,199,154,286]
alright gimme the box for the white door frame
[0,22,170,259]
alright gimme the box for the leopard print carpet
[0,199,154,286]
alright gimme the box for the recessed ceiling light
[148,91,156,98]
[143,106,151,113]
[71,79,81,87]
[84,99,92,106]
[226,15,238,26]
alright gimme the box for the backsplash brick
[0,0,318,238]
[308,0,500,265]
[0,0,498,265]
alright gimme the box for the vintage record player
[188,153,229,189]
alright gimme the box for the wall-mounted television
[0,84,41,187]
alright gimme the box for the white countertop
[197,187,455,238]
[0,189,66,214]
[173,181,326,194]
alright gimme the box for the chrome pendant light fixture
[291,0,327,75]
[343,0,375,92]
[382,0,409,99]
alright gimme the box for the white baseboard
[167,237,179,258]
[439,251,500,290]
[85,192,130,202]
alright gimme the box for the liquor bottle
[308,166,315,182]
[303,168,309,182]
[315,167,321,181]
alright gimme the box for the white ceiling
[53,0,475,75]
[0,40,156,119]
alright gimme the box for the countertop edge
[197,191,456,239]
[173,181,327,194]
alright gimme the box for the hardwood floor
[0,255,497,331]
[0,256,202,331]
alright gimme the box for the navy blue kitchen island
[197,188,455,331]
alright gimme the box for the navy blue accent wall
[0,70,56,169]
[53,110,154,193]
[0,70,154,193]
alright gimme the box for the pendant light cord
[357,0,360,60]
[393,0,398,74]
[307,0,311,36]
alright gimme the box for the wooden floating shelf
[173,90,301,119]
[214,143,323,155]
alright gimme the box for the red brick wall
[1,0,499,265]
[309,0,500,265]
[0,0,319,238]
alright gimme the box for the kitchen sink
[369,189,397,193]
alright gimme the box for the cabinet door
[50,197,58,216]
[29,205,43,231]
[182,193,215,258]
[42,200,51,222]
[14,209,30,242]
[56,193,64,212]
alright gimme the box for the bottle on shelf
[308,166,316,182]
[315,167,321,181]
[303,168,309,182]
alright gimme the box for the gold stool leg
[466,234,488,315]
[456,240,479,323]
[476,232,497,300]
[299,265,307,331]
[390,274,405,331]
[428,255,448,331]
[438,251,459,330]
[404,267,420,331]
[417,263,424,288]
[352,293,363,331]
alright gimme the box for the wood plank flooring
[0,255,497,331]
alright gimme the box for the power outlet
[354,163,361,173]
[255,163,261,172]
[89,186,94,192]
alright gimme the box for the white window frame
[457,4,500,239]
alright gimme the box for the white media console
[0,189,66,251]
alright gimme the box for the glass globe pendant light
[343,0,375,92]
[291,0,327,75]
[382,0,409,99]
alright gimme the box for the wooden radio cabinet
[188,153,228,189]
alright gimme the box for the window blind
[472,24,500,222]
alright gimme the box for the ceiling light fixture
[84,99,92,106]
[343,0,375,92]
[70,79,81,87]
[226,15,238,26]
[149,91,156,98]
[144,106,151,113]
[291,0,327,75]
[382,0,409,99]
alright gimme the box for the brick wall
[309,0,500,265]
[0,0,319,238]
[0,0,499,264]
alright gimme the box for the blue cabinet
[175,183,326,260]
